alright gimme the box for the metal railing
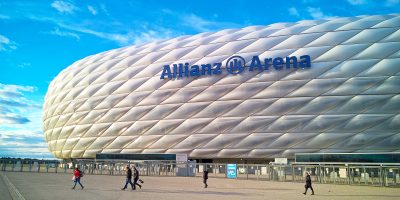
[1,158,399,187]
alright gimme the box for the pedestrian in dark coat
[203,170,209,188]
[133,166,142,190]
[121,165,134,190]
[303,171,314,195]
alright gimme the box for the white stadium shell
[43,14,400,160]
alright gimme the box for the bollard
[246,164,249,180]
[292,165,295,182]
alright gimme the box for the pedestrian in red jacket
[72,167,84,189]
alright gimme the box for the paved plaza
[1,171,399,200]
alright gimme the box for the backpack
[79,170,84,177]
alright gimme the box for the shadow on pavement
[317,194,400,197]
[86,188,247,196]
[212,187,295,191]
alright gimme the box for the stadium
[43,14,400,162]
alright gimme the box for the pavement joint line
[0,172,26,200]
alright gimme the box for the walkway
[1,172,399,200]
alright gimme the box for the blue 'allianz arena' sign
[160,54,311,79]
[227,164,237,179]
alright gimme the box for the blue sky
[0,0,399,159]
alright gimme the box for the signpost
[274,158,288,165]
[176,154,188,162]
[227,164,237,179]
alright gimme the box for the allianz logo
[160,54,311,79]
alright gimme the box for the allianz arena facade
[43,14,400,160]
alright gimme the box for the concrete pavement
[0,173,13,200]
[1,171,399,200]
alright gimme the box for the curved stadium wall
[43,14,400,159]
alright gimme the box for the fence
[1,158,399,187]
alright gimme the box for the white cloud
[17,62,32,69]
[181,14,240,32]
[51,0,78,14]
[49,27,80,40]
[0,83,40,125]
[0,83,35,93]
[0,130,43,139]
[288,7,300,17]
[0,114,30,124]
[57,23,131,44]
[0,34,17,51]
[307,7,329,19]
[0,83,47,158]
[28,14,174,45]
[1,147,50,152]
[131,28,174,45]
[87,5,98,15]
[57,22,175,45]
[0,146,52,159]
[182,14,212,32]
[100,4,109,15]
[347,0,367,5]
[0,136,52,158]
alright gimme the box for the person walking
[303,171,314,195]
[72,167,84,189]
[133,166,142,190]
[203,169,209,188]
[121,165,134,190]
